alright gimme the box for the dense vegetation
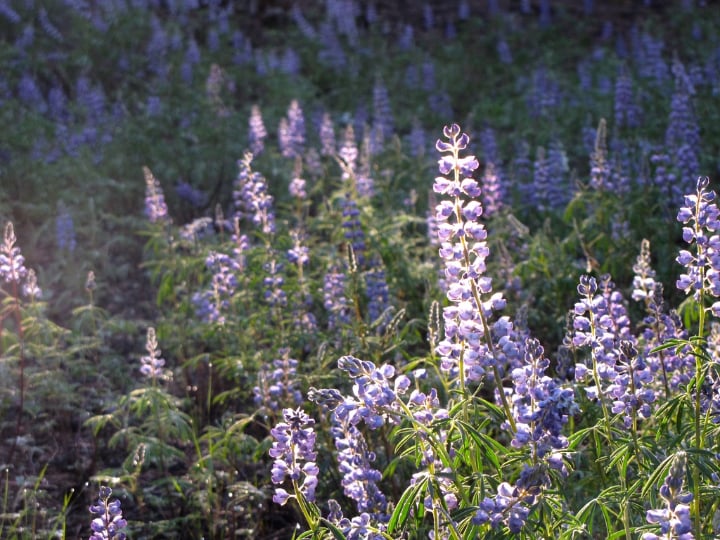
[1,0,720,538]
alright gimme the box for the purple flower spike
[269,408,318,505]
[88,485,127,540]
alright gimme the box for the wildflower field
[3,0,720,538]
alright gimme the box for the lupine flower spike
[88,485,127,540]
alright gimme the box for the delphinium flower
[56,201,77,252]
[248,104,266,156]
[642,452,694,540]
[253,348,303,413]
[323,264,352,331]
[139,327,167,380]
[233,152,276,236]
[364,259,391,332]
[88,485,127,540]
[676,177,720,317]
[319,112,336,156]
[371,78,393,148]
[544,140,571,209]
[192,251,240,325]
[433,124,509,389]
[269,407,319,506]
[143,166,170,224]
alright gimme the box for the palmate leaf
[455,420,504,473]
[387,474,429,535]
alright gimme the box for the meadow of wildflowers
[2,1,720,539]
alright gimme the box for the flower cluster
[143,166,170,224]
[192,251,240,325]
[139,327,166,380]
[247,104,266,155]
[233,152,276,236]
[676,176,720,316]
[88,485,127,540]
[253,348,303,412]
[269,407,319,505]
[433,124,507,383]
[508,337,576,462]
[642,452,694,540]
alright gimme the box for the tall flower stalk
[432,123,515,431]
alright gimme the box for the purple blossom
[676,177,720,316]
[323,265,351,331]
[263,258,287,308]
[233,153,276,235]
[433,124,506,383]
[88,485,127,540]
[269,408,318,505]
[507,337,576,460]
[642,452,694,540]
[614,70,641,129]
[253,348,303,412]
[192,251,240,324]
[341,195,366,267]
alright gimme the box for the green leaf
[387,474,428,535]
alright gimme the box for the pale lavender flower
[280,100,306,159]
[642,452,694,540]
[89,485,127,540]
[365,261,391,331]
[253,348,303,412]
[143,166,170,224]
[433,124,506,382]
[319,112,336,156]
[248,104,266,156]
[0,222,27,285]
[192,251,240,324]
[676,177,720,317]
[233,153,275,235]
[339,124,358,179]
[269,408,319,505]
[140,327,166,380]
